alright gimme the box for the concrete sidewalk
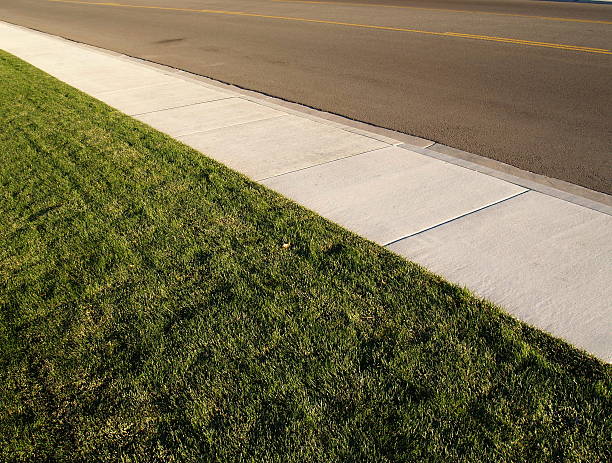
[1,21,610,361]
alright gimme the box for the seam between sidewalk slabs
[257,145,392,182]
[96,80,183,95]
[170,113,287,139]
[129,96,235,117]
[383,189,531,247]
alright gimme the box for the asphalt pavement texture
[1,0,611,193]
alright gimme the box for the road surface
[1,0,611,193]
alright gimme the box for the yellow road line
[47,0,612,55]
[271,0,612,25]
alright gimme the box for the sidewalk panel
[262,146,526,244]
[178,115,389,180]
[135,99,286,137]
[388,191,612,361]
[96,81,232,116]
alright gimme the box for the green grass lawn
[0,50,609,462]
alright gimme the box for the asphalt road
[1,0,611,193]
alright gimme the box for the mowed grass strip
[0,50,609,462]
